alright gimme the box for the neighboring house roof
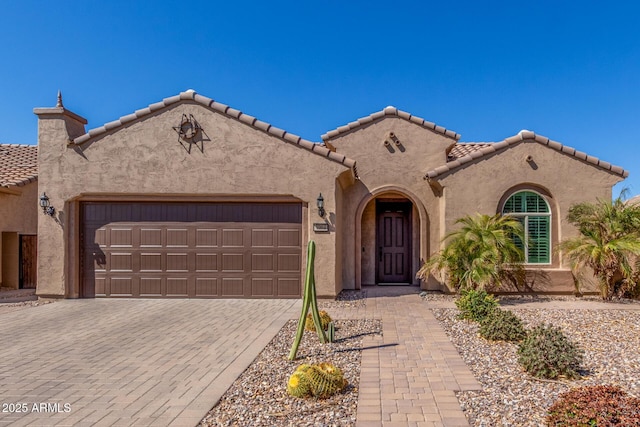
[71,90,358,177]
[321,106,461,142]
[0,144,38,188]
[425,130,628,180]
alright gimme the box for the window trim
[501,190,552,265]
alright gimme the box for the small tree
[417,213,525,291]
[558,193,640,300]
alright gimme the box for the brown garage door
[81,202,302,298]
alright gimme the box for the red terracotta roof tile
[0,144,38,188]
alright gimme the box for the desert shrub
[546,384,640,426]
[455,289,498,322]
[287,362,348,399]
[304,310,332,332]
[517,324,583,380]
[479,308,526,342]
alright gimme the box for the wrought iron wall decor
[172,114,205,153]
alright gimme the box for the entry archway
[354,186,429,288]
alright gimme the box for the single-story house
[0,144,38,290]
[33,90,627,298]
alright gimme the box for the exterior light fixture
[317,193,325,217]
[39,192,55,216]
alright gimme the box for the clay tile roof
[321,106,461,142]
[0,144,38,188]
[447,143,493,161]
[72,90,358,178]
[425,130,628,180]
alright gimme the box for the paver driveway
[0,298,300,426]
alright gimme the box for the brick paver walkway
[330,286,482,427]
[0,298,300,426]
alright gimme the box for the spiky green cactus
[286,363,347,399]
[287,369,311,398]
[289,241,328,360]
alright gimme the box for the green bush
[546,384,640,426]
[517,324,583,380]
[479,308,526,342]
[455,289,498,322]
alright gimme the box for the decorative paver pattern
[0,298,300,426]
[330,286,482,427]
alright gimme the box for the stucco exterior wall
[36,102,349,298]
[326,117,450,289]
[0,182,38,289]
[436,140,623,292]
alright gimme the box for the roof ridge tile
[322,107,460,141]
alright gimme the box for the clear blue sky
[1,1,638,196]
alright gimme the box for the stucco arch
[354,185,430,289]
[497,183,561,268]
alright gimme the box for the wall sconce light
[39,192,55,216]
[317,193,325,217]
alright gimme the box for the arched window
[502,191,551,264]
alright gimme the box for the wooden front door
[376,201,411,283]
[20,235,37,289]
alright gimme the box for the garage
[81,202,302,298]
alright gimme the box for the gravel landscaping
[200,310,381,427]
[431,298,640,426]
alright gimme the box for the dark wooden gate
[20,235,37,289]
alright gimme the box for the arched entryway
[354,187,429,288]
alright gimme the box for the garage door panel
[140,228,162,247]
[278,229,301,247]
[110,277,134,296]
[167,278,188,296]
[110,228,133,247]
[196,229,218,247]
[196,253,218,271]
[222,229,244,247]
[110,253,133,272]
[222,253,244,272]
[94,228,107,246]
[196,278,218,296]
[251,229,275,247]
[252,253,275,272]
[278,278,301,297]
[140,277,162,296]
[221,278,244,297]
[82,202,301,298]
[140,253,162,271]
[167,229,188,247]
[252,278,274,296]
[166,253,188,271]
[94,277,106,296]
[278,253,301,272]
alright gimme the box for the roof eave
[424,132,628,180]
[69,90,358,174]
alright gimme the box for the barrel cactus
[287,365,312,398]
[286,362,347,399]
[305,310,332,332]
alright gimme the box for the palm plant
[417,213,526,291]
[558,194,640,300]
